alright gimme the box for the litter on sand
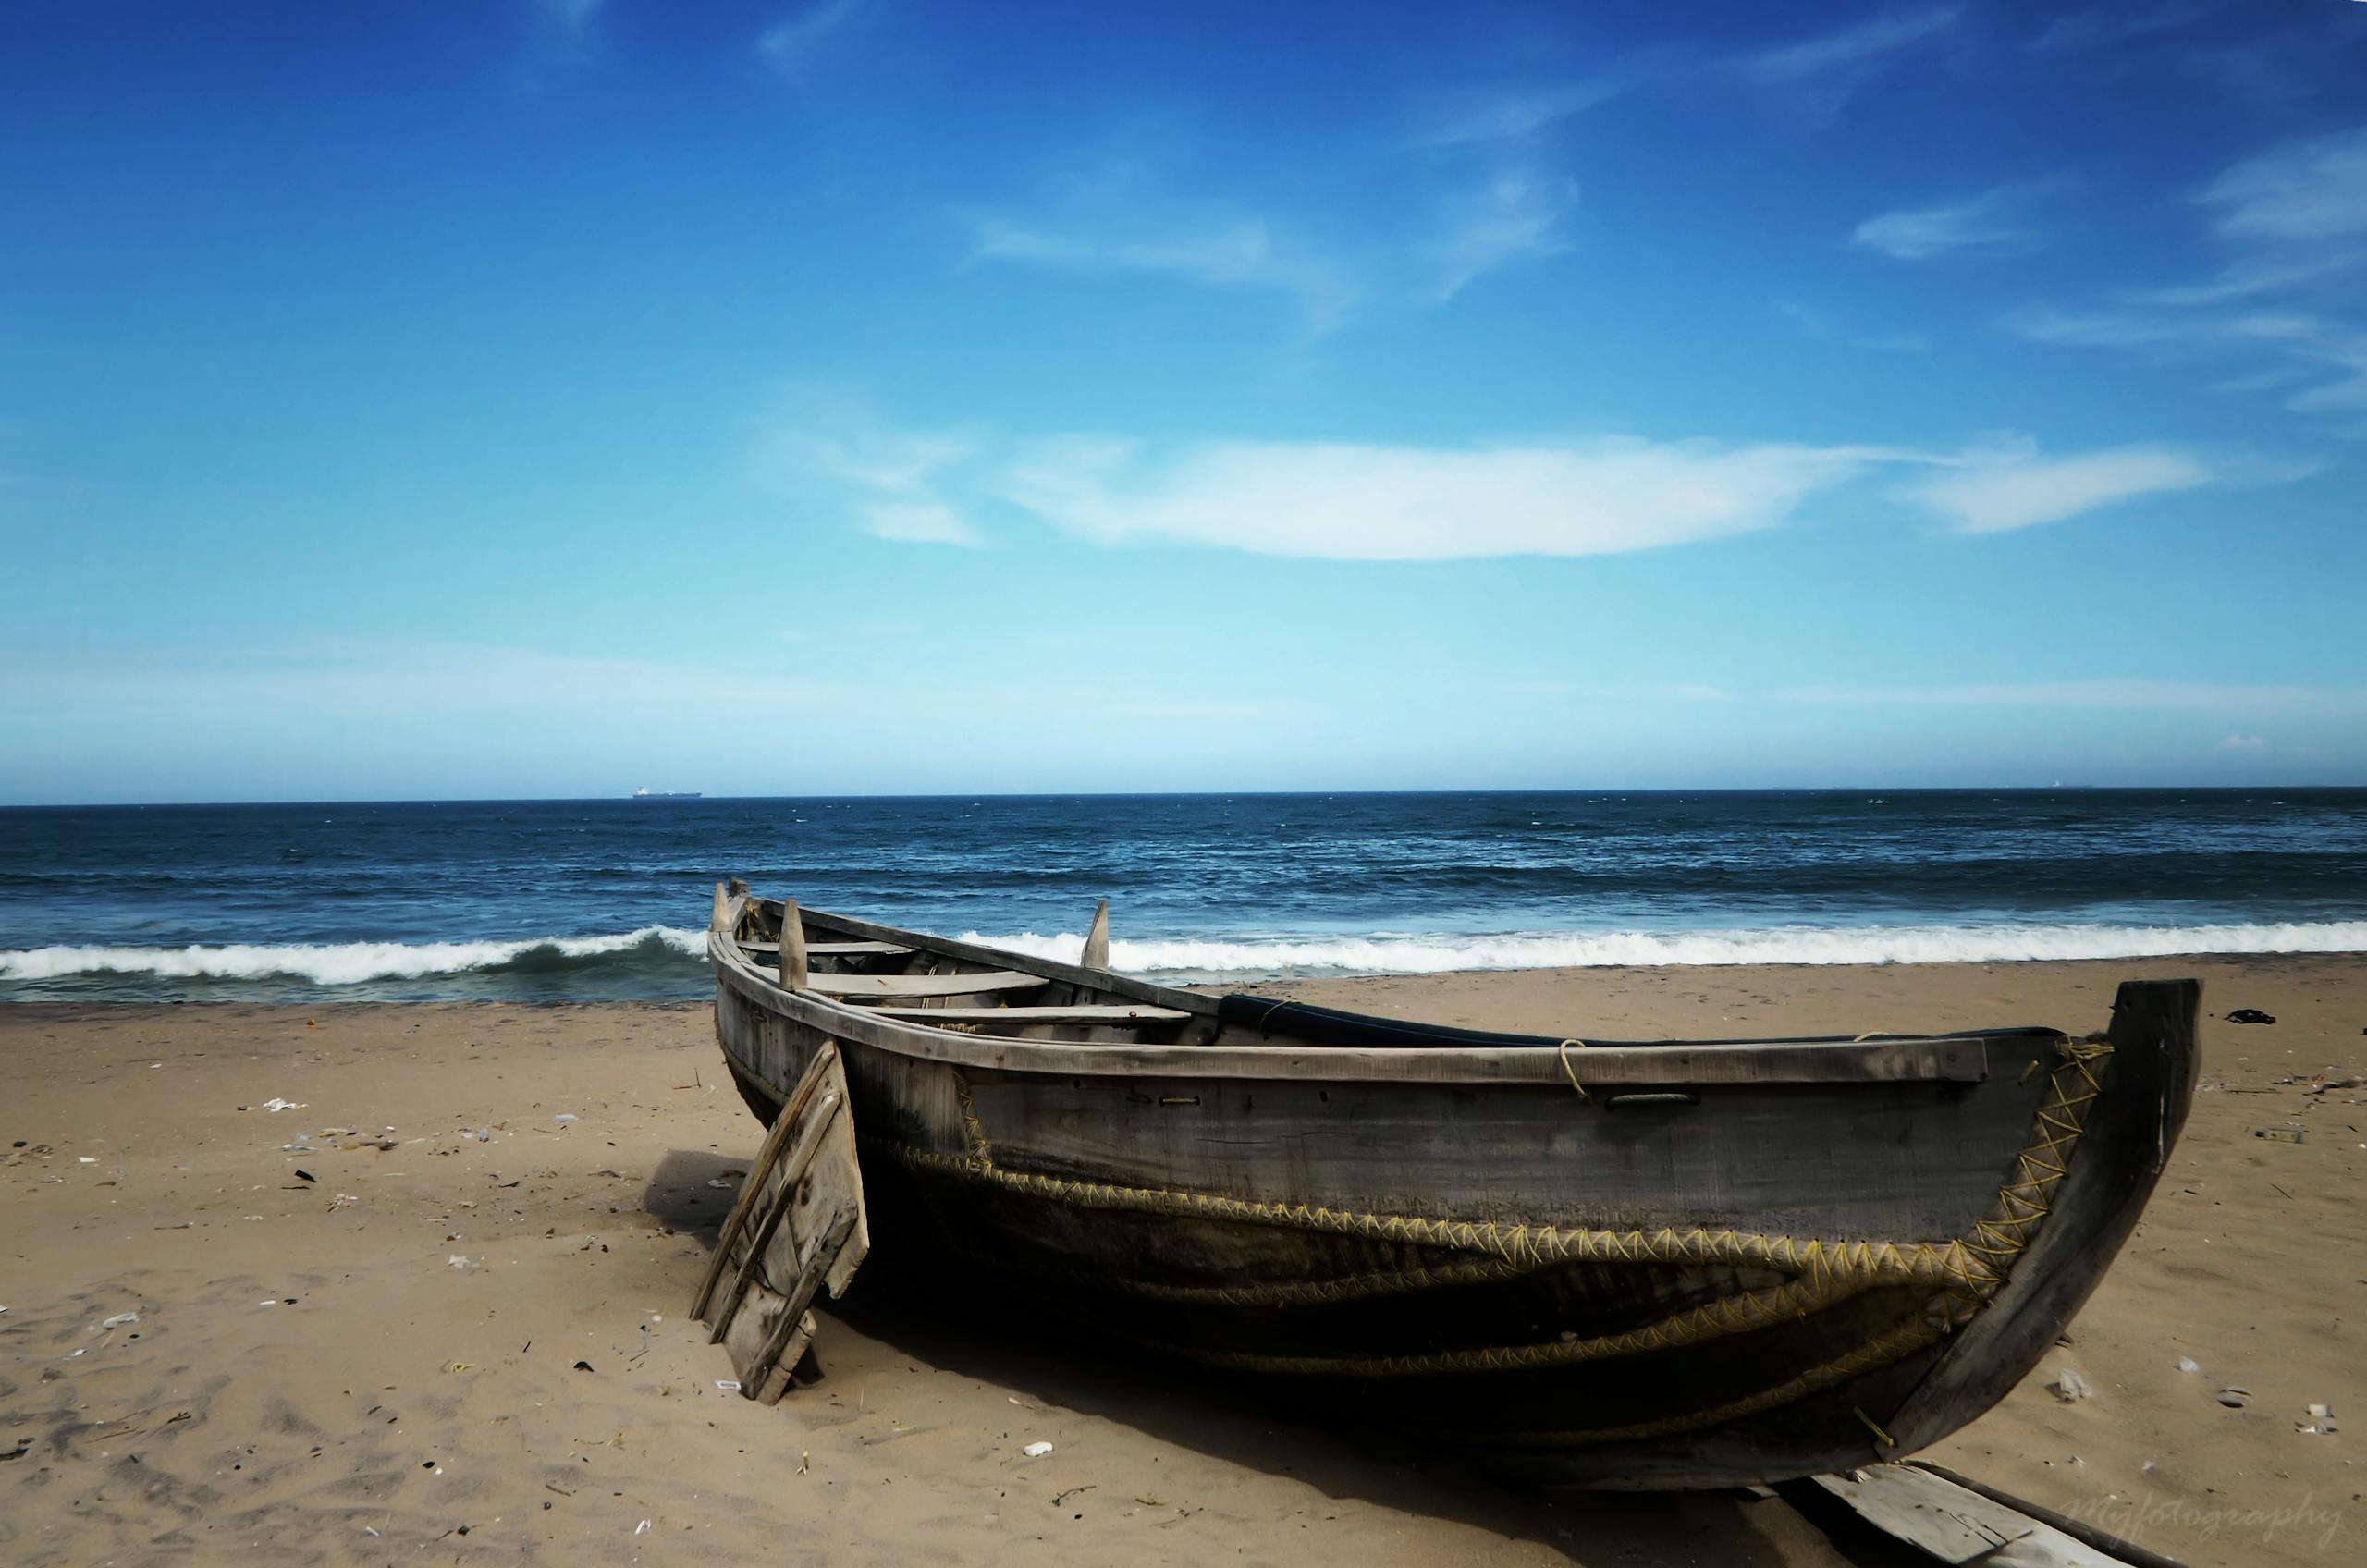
[98,1312,141,1329]
[2046,1369,2090,1403]
[714,1379,741,1393]
[448,1256,481,1272]
[260,1098,307,1112]
[1023,1441,1055,1458]
[2177,1355,2201,1373]
[553,1114,579,1123]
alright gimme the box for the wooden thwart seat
[802,969,1047,1001]
[739,939,911,957]
[869,1003,1192,1026]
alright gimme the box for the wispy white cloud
[757,0,874,74]
[999,435,1880,561]
[761,396,2290,559]
[2010,300,2367,423]
[542,0,605,31]
[1777,301,1929,352]
[858,500,984,546]
[2118,250,2365,307]
[2216,732,2269,752]
[2199,126,2367,241]
[1779,680,2367,715]
[1413,76,1631,148]
[1899,442,2216,533]
[2005,305,2190,349]
[753,399,990,546]
[2024,4,2214,55]
[971,214,1361,332]
[1853,185,2042,261]
[1410,70,1637,147]
[1744,6,1959,87]
[1431,172,1578,300]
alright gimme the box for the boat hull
[707,922,2197,1488]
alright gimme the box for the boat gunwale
[711,899,2031,1086]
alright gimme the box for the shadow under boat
[641,1145,1928,1568]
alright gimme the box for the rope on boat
[1556,1038,1588,1101]
[892,1136,1983,1287]
[1466,1317,1948,1448]
[1128,1271,1883,1378]
[897,1034,2116,1444]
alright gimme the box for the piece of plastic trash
[474,1129,491,1142]
[260,1098,306,1112]
[2046,1369,2090,1403]
[553,1114,579,1123]
[2177,1355,2201,1373]
[715,1379,741,1393]
[448,1256,481,1272]
[99,1312,140,1329]
[78,1157,96,1163]
[1023,1441,1054,1457]
[705,1178,736,1189]
[634,1520,651,1536]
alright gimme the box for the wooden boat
[704,883,2199,1488]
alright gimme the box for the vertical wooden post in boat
[1081,900,1110,969]
[779,897,809,991]
[711,881,730,934]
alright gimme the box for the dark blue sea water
[3,790,2363,1001]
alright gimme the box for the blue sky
[4,1,2365,802]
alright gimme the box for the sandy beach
[4,955,2359,1566]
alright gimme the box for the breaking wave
[6,918,2363,998]
[972,920,2367,982]
[0,925,709,988]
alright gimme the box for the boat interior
[717,886,2062,1072]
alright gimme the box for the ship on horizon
[632,787,702,800]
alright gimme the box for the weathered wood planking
[715,940,2003,1084]
[707,893,2201,1489]
[1800,1464,2152,1566]
[958,1065,2049,1238]
[694,1039,868,1402]
[867,1003,1195,1025]
[804,969,1050,1001]
[1882,982,2201,1457]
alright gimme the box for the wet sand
[3,954,2361,1565]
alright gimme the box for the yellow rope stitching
[885,1035,2112,1439]
[1943,1036,2110,1318]
[1142,1270,1874,1378]
[890,1142,1976,1288]
[1022,1253,1551,1310]
[1853,1404,1898,1448]
[952,1072,995,1170]
[1460,1036,2112,1447]
[1471,1317,1946,1447]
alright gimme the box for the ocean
[2,790,2363,1002]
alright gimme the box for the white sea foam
[6,918,2364,988]
[0,925,707,986]
[967,920,2367,980]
